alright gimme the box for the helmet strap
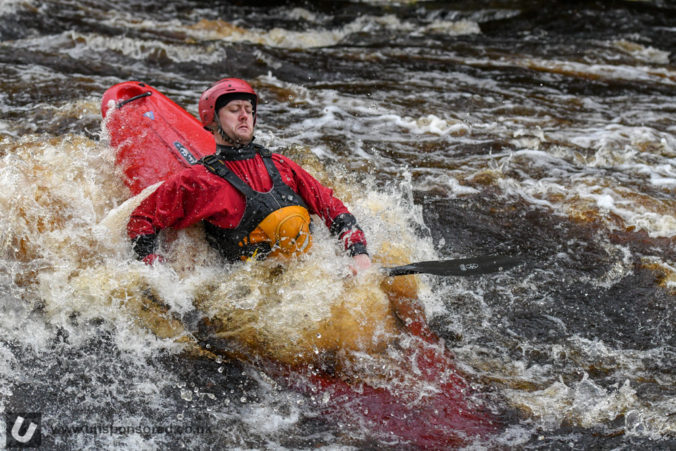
[216,121,248,148]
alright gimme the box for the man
[127,78,372,274]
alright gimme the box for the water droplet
[180,388,193,401]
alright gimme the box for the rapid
[0,0,674,449]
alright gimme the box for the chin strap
[217,122,249,148]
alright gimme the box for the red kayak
[101,81,216,195]
[277,339,500,448]
[101,81,502,448]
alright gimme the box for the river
[1,0,674,449]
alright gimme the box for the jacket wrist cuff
[131,233,158,259]
[329,213,358,237]
[348,242,368,257]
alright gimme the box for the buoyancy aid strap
[201,150,308,211]
[257,152,312,214]
[200,149,283,196]
[255,147,285,182]
[199,154,256,197]
[256,145,272,158]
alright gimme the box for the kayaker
[127,77,372,274]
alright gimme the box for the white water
[1,1,674,448]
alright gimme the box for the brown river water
[0,1,674,449]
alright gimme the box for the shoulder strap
[199,154,254,196]
[256,147,286,186]
[255,144,272,158]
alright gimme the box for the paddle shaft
[383,255,524,277]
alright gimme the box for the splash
[0,117,439,371]
[501,337,676,439]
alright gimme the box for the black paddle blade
[383,255,525,277]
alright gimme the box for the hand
[349,253,372,275]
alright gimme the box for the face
[214,99,255,145]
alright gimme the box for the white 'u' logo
[11,416,38,443]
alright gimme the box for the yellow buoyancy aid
[242,205,312,258]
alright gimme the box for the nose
[239,109,252,121]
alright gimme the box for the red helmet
[198,78,257,128]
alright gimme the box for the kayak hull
[102,81,216,195]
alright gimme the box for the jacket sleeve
[274,155,368,256]
[126,169,217,260]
